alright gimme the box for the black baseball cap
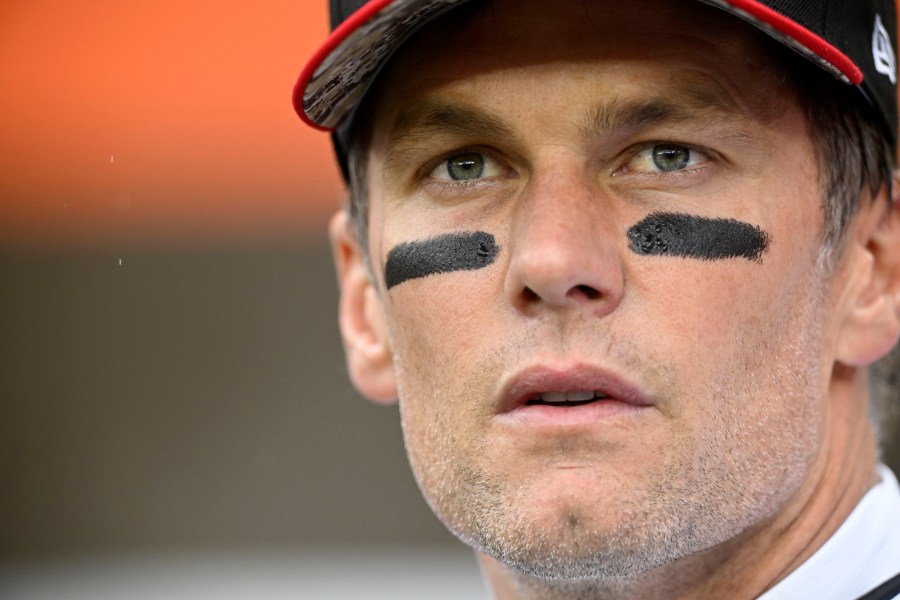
[294,0,899,179]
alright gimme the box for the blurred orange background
[0,1,458,564]
[0,0,342,250]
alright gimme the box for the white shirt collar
[759,464,900,600]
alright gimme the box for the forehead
[364,0,794,141]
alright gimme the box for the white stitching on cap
[304,0,464,129]
[873,14,897,85]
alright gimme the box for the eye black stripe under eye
[385,231,499,289]
[628,212,769,262]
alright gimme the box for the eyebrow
[580,81,755,142]
[382,100,518,174]
[390,99,516,144]
[381,79,759,173]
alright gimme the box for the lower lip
[497,400,650,427]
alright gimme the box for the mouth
[497,365,653,426]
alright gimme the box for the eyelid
[614,140,717,176]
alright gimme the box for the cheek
[624,246,823,406]
[626,254,828,481]
[385,273,505,502]
[627,262,756,347]
[384,267,504,400]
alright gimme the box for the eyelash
[418,147,510,193]
[613,140,717,179]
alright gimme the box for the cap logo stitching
[873,14,897,85]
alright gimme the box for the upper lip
[497,363,654,414]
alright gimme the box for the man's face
[355,0,845,579]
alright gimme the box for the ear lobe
[835,182,900,367]
[330,210,398,404]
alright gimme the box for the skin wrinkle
[390,101,518,153]
[579,83,757,145]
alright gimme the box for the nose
[504,167,624,317]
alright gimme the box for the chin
[465,513,688,582]
[433,464,751,583]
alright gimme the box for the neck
[478,367,879,600]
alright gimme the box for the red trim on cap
[294,0,866,131]
[726,0,863,84]
[293,0,396,131]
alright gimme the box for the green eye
[622,142,709,175]
[652,144,691,171]
[427,150,508,184]
[446,152,486,180]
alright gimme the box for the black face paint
[628,212,769,262]
[385,231,499,289]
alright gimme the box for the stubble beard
[398,266,831,589]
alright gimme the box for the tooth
[567,391,595,402]
[541,392,567,403]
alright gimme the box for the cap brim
[295,0,864,132]
[295,0,470,131]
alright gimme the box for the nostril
[573,284,601,300]
[522,284,601,304]
[522,287,540,303]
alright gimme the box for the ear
[329,210,398,404]
[835,179,900,367]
